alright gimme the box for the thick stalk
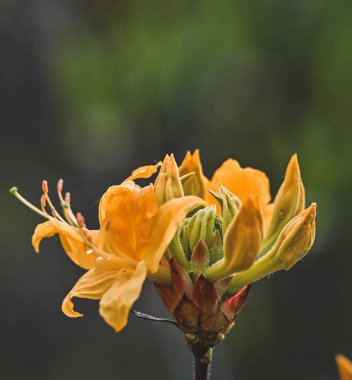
[192,346,212,380]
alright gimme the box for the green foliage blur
[1,1,351,379]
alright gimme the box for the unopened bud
[272,202,316,270]
[227,203,316,293]
[209,186,241,233]
[205,198,263,282]
[259,154,305,256]
[188,206,217,250]
[154,154,184,204]
[179,150,208,199]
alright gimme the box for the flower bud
[188,206,217,251]
[259,154,305,256]
[272,202,316,270]
[205,198,263,282]
[228,203,316,293]
[179,150,208,199]
[155,154,184,205]
[209,186,241,233]
[168,206,217,271]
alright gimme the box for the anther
[42,180,49,194]
[57,179,64,193]
[40,194,47,209]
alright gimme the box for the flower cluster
[11,150,316,346]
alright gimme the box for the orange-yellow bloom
[336,355,352,380]
[11,164,204,332]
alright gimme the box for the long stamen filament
[57,179,78,226]
[41,181,66,223]
[10,187,50,219]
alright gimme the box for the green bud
[188,206,217,250]
[209,229,223,265]
[209,186,241,233]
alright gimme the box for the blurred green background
[1,1,352,379]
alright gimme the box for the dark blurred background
[1,1,352,379]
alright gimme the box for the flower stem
[192,346,212,380]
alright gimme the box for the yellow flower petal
[99,261,147,332]
[205,198,264,281]
[141,195,206,273]
[32,221,57,252]
[336,355,352,380]
[209,158,271,207]
[100,182,158,260]
[99,181,204,270]
[124,162,162,182]
[32,219,98,270]
[179,150,209,198]
[62,264,121,318]
[259,154,305,255]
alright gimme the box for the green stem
[227,253,282,294]
[192,347,212,380]
[147,266,172,287]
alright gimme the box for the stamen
[10,187,50,219]
[42,180,49,194]
[56,180,78,227]
[51,207,60,218]
[65,192,71,204]
[57,178,64,193]
[41,180,66,223]
[82,228,93,244]
[76,212,85,229]
[40,194,47,210]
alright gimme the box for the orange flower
[11,150,316,340]
[337,355,352,380]
[11,164,204,332]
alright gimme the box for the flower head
[11,150,316,346]
[11,162,204,332]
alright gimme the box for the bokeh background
[1,1,352,379]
